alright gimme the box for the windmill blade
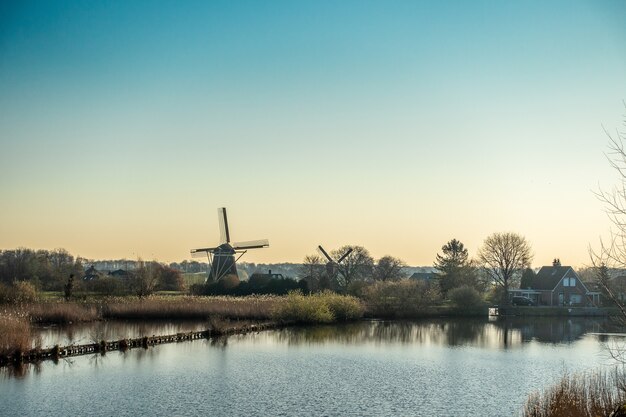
[318,245,333,263]
[232,239,269,250]
[337,248,353,264]
[191,250,212,259]
[218,207,230,244]
[191,246,218,255]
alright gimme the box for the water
[1,317,624,416]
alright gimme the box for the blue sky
[1,0,626,266]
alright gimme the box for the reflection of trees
[271,320,491,347]
[0,362,39,379]
[265,318,620,349]
[493,317,610,344]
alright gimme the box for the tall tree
[478,232,533,305]
[433,239,470,297]
[331,245,374,290]
[373,256,407,282]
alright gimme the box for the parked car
[511,296,534,306]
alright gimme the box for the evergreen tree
[434,239,470,297]
[520,268,536,289]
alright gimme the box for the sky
[1,0,626,267]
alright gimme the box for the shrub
[85,277,126,296]
[271,291,364,323]
[361,280,441,318]
[0,281,38,304]
[448,285,485,309]
[321,291,364,320]
[272,291,334,323]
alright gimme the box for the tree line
[0,231,534,304]
[297,232,533,306]
[0,248,184,298]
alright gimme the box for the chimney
[553,258,561,267]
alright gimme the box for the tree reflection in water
[264,317,622,349]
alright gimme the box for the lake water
[1,317,624,417]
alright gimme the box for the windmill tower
[191,208,269,282]
[317,245,353,288]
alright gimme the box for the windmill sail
[218,207,230,244]
[318,245,333,263]
[337,248,353,263]
[190,207,268,283]
[232,239,269,250]
[190,246,219,255]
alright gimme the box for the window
[570,294,582,304]
[563,277,576,287]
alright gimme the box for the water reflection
[10,316,623,381]
[268,317,621,349]
[35,320,208,347]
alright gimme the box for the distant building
[109,269,130,278]
[409,272,438,283]
[509,259,601,306]
[249,270,284,286]
[82,266,101,281]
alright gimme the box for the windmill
[191,208,269,282]
[317,245,353,285]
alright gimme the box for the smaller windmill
[317,245,353,283]
[191,208,269,282]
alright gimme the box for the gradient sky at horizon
[1,0,626,267]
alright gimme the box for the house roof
[410,272,438,280]
[527,265,571,290]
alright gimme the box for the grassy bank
[0,293,363,361]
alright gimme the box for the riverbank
[2,293,621,365]
[494,306,616,317]
[0,292,362,362]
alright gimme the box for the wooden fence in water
[0,321,283,367]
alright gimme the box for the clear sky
[1,0,626,267]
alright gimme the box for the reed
[25,302,99,324]
[0,314,33,358]
[101,295,279,320]
[523,369,626,417]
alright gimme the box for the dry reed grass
[25,303,99,323]
[101,295,279,320]
[524,369,626,417]
[0,314,34,357]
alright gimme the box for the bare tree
[373,255,407,282]
[299,254,326,292]
[129,259,161,297]
[331,245,374,290]
[590,110,626,318]
[478,232,533,305]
